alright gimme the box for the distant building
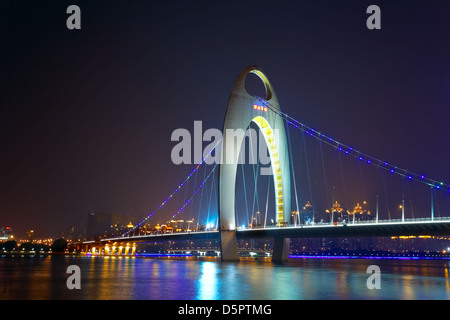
[26,230,35,241]
[302,201,314,224]
[0,227,13,240]
[58,225,85,242]
[87,212,111,238]
[86,212,144,239]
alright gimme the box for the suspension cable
[286,121,300,225]
[169,162,219,222]
[254,96,449,193]
[121,138,222,237]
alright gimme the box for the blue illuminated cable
[121,138,222,237]
[254,96,449,192]
[169,162,219,222]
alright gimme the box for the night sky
[1,1,449,238]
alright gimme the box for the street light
[186,220,193,232]
[399,201,405,222]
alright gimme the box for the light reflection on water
[1,255,449,300]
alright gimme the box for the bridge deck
[240,220,450,239]
[94,219,450,245]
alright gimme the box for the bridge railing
[112,216,450,240]
[236,216,450,231]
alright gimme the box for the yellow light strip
[252,115,284,224]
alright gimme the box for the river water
[1,255,449,300]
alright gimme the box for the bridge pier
[220,231,240,262]
[272,237,290,263]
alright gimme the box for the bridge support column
[272,238,290,263]
[220,231,240,262]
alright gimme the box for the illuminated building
[0,227,13,240]
[302,201,314,224]
[328,201,343,223]
[27,230,35,240]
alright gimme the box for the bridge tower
[219,66,291,262]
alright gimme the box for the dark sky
[1,0,449,238]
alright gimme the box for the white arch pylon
[218,66,291,262]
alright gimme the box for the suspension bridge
[77,66,450,262]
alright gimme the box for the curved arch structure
[219,66,291,261]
